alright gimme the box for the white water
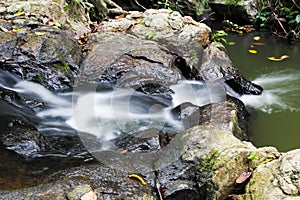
[2,69,298,150]
[239,70,300,113]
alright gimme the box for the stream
[224,32,300,152]
[0,32,299,190]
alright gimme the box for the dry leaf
[236,170,253,184]
[34,31,47,36]
[248,49,257,54]
[128,174,147,185]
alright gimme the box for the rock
[113,0,211,18]
[244,149,300,199]
[0,0,90,32]
[78,32,182,88]
[199,42,263,95]
[0,30,81,90]
[208,0,259,23]
[67,184,95,200]
[0,164,155,200]
[154,126,281,199]
[171,99,249,140]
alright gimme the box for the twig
[199,12,215,23]
[134,0,146,10]
[291,0,300,10]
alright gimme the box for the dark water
[224,32,300,152]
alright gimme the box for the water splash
[239,70,300,113]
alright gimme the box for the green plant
[154,0,185,12]
[255,0,300,40]
[55,62,70,71]
[145,31,159,41]
[211,30,228,44]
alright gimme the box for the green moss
[35,73,44,83]
[55,63,70,71]
[197,150,220,173]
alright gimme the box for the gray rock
[78,32,182,88]
[245,149,300,199]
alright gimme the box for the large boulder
[208,0,259,23]
[244,149,300,199]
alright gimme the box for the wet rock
[225,76,263,95]
[0,30,81,90]
[114,128,162,153]
[0,164,155,200]
[171,99,249,140]
[199,42,263,95]
[78,32,182,88]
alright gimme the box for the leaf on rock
[128,174,147,185]
[14,11,25,16]
[236,170,253,184]
[34,32,47,36]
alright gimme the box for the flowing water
[224,32,300,152]
[0,32,299,189]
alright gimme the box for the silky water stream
[0,70,226,189]
[0,32,298,190]
[224,32,300,152]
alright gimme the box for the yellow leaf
[14,11,25,16]
[34,31,47,36]
[248,49,257,54]
[77,39,85,45]
[52,19,61,28]
[128,174,147,185]
[253,36,261,41]
[12,27,20,32]
[228,42,236,45]
[267,55,289,61]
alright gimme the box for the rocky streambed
[0,1,299,199]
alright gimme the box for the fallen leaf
[12,27,20,32]
[236,170,253,184]
[14,11,25,16]
[34,31,47,36]
[128,174,147,185]
[267,55,289,61]
[252,42,266,46]
[253,36,260,41]
[248,49,257,54]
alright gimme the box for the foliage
[255,0,300,40]
[154,0,185,12]
[55,63,70,71]
[211,30,228,44]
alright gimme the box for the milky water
[2,63,298,152]
[1,77,226,150]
